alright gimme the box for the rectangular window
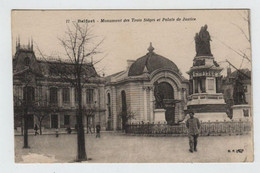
[64,115,70,126]
[86,89,94,104]
[23,86,35,103]
[51,114,58,128]
[50,87,58,104]
[62,88,70,103]
[35,86,42,102]
[208,79,214,90]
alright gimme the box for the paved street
[15,132,253,163]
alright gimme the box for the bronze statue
[233,75,247,105]
[194,24,212,56]
[154,81,164,109]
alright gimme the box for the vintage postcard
[12,9,253,163]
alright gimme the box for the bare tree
[38,22,104,161]
[118,106,137,130]
[13,68,40,148]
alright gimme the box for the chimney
[127,60,135,69]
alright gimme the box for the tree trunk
[86,115,89,134]
[39,120,42,135]
[23,107,29,148]
[23,86,29,149]
[21,115,24,136]
[76,77,87,161]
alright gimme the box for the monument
[231,72,251,120]
[187,25,229,122]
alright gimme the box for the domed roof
[128,43,179,76]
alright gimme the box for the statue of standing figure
[233,75,247,105]
[194,24,212,56]
[154,81,164,109]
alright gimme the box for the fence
[125,119,252,136]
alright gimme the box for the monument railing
[125,119,251,136]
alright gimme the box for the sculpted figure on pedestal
[194,24,212,56]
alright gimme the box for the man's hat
[188,111,195,115]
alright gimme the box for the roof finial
[28,38,30,49]
[147,42,154,53]
[31,37,33,50]
[18,35,20,46]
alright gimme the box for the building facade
[105,43,189,130]
[13,42,107,132]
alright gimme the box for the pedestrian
[96,124,101,138]
[34,124,39,136]
[186,111,201,153]
[55,128,59,137]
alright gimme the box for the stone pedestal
[232,104,251,120]
[194,112,230,122]
[154,109,166,123]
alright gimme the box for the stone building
[13,41,106,132]
[105,43,189,130]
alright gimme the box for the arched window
[121,90,127,130]
[86,89,94,104]
[107,93,111,117]
[121,91,127,112]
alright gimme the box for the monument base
[232,104,251,120]
[194,112,230,122]
[154,109,166,123]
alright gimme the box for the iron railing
[125,119,251,136]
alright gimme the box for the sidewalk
[15,132,253,163]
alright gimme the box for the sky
[12,10,251,78]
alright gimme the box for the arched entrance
[154,82,175,124]
[158,82,174,99]
[121,90,127,130]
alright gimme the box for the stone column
[149,88,154,122]
[111,86,117,131]
[143,87,147,122]
[178,88,181,100]
[193,79,195,94]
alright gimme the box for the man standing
[34,124,39,136]
[186,112,201,153]
[96,124,101,138]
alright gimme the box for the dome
[128,43,179,76]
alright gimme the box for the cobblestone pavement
[15,132,253,163]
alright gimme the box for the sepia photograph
[12,9,253,163]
